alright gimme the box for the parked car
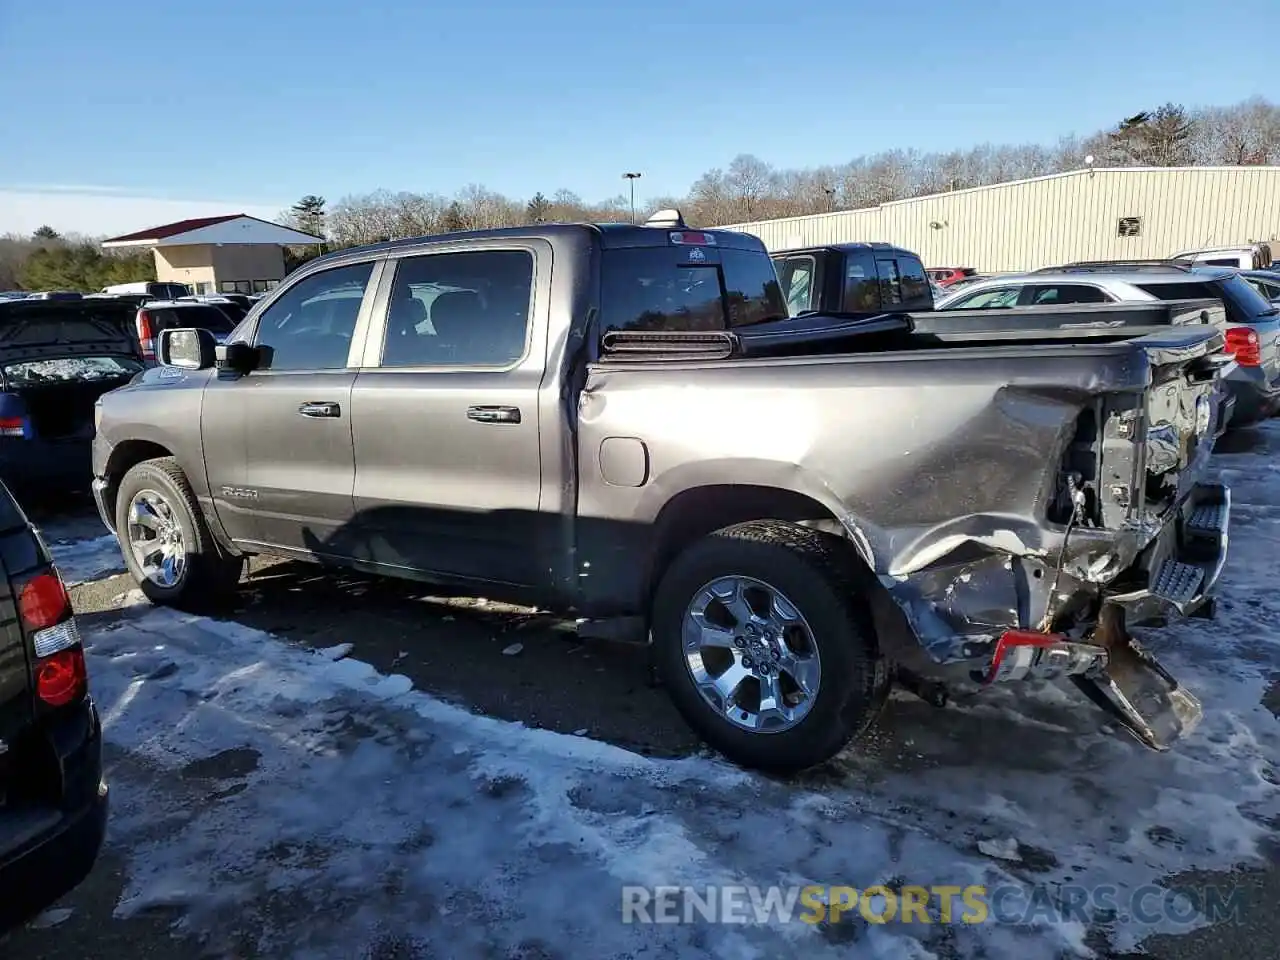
[24,292,83,302]
[100,281,191,300]
[132,301,243,365]
[928,266,978,287]
[935,262,1280,426]
[174,295,250,325]
[1241,270,1280,304]
[0,298,143,492]
[772,243,934,316]
[0,292,28,302]
[0,479,107,930]
[91,212,1231,771]
[1171,243,1273,271]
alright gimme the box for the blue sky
[1,0,1277,234]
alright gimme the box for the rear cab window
[773,255,816,315]
[842,249,881,312]
[600,242,787,336]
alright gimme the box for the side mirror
[214,340,260,374]
[157,328,216,370]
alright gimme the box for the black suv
[0,482,107,929]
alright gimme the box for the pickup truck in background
[772,242,936,316]
[90,213,1231,771]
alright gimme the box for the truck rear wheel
[651,520,888,773]
[115,457,243,611]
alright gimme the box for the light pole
[623,172,642,221]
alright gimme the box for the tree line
[0,229,154,292]
[2,97,1276,290]
[278,98,1280,255]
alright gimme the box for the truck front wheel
[651,520,888,772]
[115,457,244,611]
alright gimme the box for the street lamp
[622,172,642,221]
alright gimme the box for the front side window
[380,249,533,367]
[950,287,1021,309]
[897,256,932,309]
[254,261,375,371]
[876,258,903,305]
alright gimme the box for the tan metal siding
[719,167,1280,272]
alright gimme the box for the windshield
[4,356,141,385]
[600,246,787,335]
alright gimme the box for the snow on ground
[44,423,1280,959]
[43,532,125,586]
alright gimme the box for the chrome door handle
[298,401,341,418]
[466,405,521,424]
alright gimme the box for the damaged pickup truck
[89,212,1233,771]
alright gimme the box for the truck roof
[772,241,921,258]
[314,219,769,267]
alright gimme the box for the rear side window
[773,255,816,315]
[841,250,881,312]
[1136,276,1278,325]
[1028,284,1110,305]
[600,246,786,334]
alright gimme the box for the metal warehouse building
[717,166,1280,273]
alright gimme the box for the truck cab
[771,242,934,317]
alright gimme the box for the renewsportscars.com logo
[621,883,1244,928]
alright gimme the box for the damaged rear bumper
[878,480,1229,750]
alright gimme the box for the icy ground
[38,424,1280,959]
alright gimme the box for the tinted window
[841,250,880,312]
[381,250,533,367]
[600,246,786,334]
[950,287,1022,309]
[1029,284,1110,305]
[147,305,238,335]
[1136,275,1279,325]
[254,261,374,370]
[773,256,816,315]
[876,259,902,305]
[1201,258,1240,267]
[898,256,932,308]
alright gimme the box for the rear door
[201,259,380,553]
[346,242,547,587]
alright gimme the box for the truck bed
[724,300,1224,359]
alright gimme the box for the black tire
[114,457,243,611]
[652,520,889,773]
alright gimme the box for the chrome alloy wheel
[681,575,822,733]
[126,488,187,588]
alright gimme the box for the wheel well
[101,440,173,522]
[646,485,861,598]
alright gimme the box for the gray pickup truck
[90,212,1232,771]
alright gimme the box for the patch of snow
[501,642,524,656]
[69,422,1280,958]
[46,532,126,586]
[28,907,74,929]
[315,643,353,662]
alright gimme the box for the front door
[346,244,547,588]
[202,259,380,555]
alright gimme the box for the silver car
[936,263,1280,426]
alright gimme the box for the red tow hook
[980,629,1108,685]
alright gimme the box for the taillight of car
[18,569,87,708]
[136,309,156,360]
[1225,327,1261,367]
[0,415,26,438]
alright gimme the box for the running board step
[1150,559,1204,606]
[1185,501,1228,537]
